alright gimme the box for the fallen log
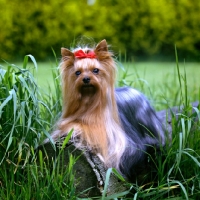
[37,140,127,197]
[37,101,199,197]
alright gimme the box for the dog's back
[115,87,165,181]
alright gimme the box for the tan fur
[52,40,127,169]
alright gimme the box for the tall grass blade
[102,168,112,199]
[170,180,189,200]
[0,90,12,117]
[182,150,200,167]
[27,54,38,70]
[175,45,182,97]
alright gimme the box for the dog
[49,39,165,181]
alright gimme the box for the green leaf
[102,168,112,199]
[182,149,200,167]
[60,129,73,151]
[0,89,13,117]
[27,54,38,70]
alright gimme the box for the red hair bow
[74,49,96,59]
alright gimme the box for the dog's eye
[75,71,81,76]
[93,68,99,74]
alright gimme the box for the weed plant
[0,55,76,199]
[0,52,200,199]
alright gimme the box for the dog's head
[60,40,116,103]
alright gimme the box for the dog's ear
[61,48,74,59]
[95,39,108,52]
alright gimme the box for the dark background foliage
[0,0,200,61]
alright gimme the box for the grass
[0,53,200,199]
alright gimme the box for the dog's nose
[83,77,90,84]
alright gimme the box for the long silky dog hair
[49,39,165,181]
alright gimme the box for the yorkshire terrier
[49,39,165,181]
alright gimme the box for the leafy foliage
[0,0,200,60]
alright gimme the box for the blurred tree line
[0,0,200,61]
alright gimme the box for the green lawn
[33,61,59,94]
[119,62,199,88]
